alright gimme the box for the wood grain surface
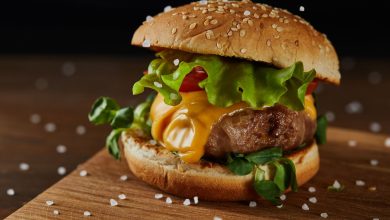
[6,127,390,220]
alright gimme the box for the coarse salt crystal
[348,140,357,147]
[166,197,173,204]
[213,216,222,220]
[118,194,126,200]
[332,180,341,189]
[299,6,305,12]
[44,123,57,133]
[193,196,199,204]
[53,210,60,215]
[142,39,151,48]
[356,180,365,186]
[79,170,88,177]
[56,145,67,154]
[19,162,30,171]
[6,188,15,196]
[173,59,180,66]
[385,137,390,148]
[183,199,191,206]
[164,5,172,12]
[244,10,251,16]
[320,212,328,218]
[110,199,118,206]
[308,186,316,193]
[372,218,379,220]
[370,122,381,133]
[46,200,54,206]
[370,159,379,166]
[57,166,66,175]
[302,203,309,211]
[84,211,91,216]
[155,193,163,199]
[76,125,86,135]
[309,197,317,204]
[276,204,283,208]
[325,111,335,122]
[120,175,128,181]
[30,114,41,124]
[146,15,153,22]
[249,201,257,207]
[345,101,363,114]
[280,194,286,201]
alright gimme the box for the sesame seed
[266,39,271,47]
[203,19,210,26]
[44,122,56,133]
[57,166,66,175]
[271,24,277,29]
[302,203,309,211]
[83,211,91,216]
[280,194,286,201]
[193,196,199,204]
[216,42,222,49]
[46,200,54,206]
[142,39,151,48]
[232,3,239,7]
[254,13,259,18]
[35,78,48,90]
[30,113,41,124]
[173,59,180,66]
[6,188,15,196]
[182,15,188,20]
[165,197,173,204]
[76,125,86,135]
[53,210,60,215]
[261,5,267,11]
[370,159,379,166]
[320,213,328,218]
[348,140,357,147]
[262,14,268,18]
[247,19,253,26]
[227,31,233,36]
[240,30,246,37]
[146,16,153,22]
[345,101,363,114]
[229,9,235,14]
[276,204,283,208]
[189,23,197,29]
[325,111,335,122]
[308,186,316,193]
[79,170,88,177]
[164,5,172,12]
[299,6,305,12]
[240,48,247,54]
[208,8,216,12]
[355,180,365,186]
[155,193,163,199]
[120,175,128,181]
[169,93,178,100]
[183,199,191,206]
[202,9,207,14]
[110,199,118,206]
[308,197,317,204]
[214,216,222,220]
[276,26,283,32]
[56,145,67,154]
[118,194,126,200]
[249,201,257,207]
[369,122,381,133]
[171,28,177,34]
[153,81,163,88]
[19,162,30,171]
[205,30,214,39]
[284,19,289,24]
[274,34,280,39]
[244,10,251,16]
[210,19,218,25]
[385,137,390,148]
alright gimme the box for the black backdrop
[0,0,389,56]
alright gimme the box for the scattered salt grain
[164,5,172,12]
[6,188,15,196]
[325,111,335,122]
[173,59,180,66]
[302,203,309,211]
[142,39,151,48]
[355,180,365,186]
[19,162,30,171]
[385,137,390,148]
[183,199,191,206]
[79,170,88,177]
[30,114,41,124]
[369,122,381,133]
[276,204,283,208]
[146,15,153,22]
[280,194,286,201]
[46,200,54,206]
[370,159,379,166]
[155,193,163,199]
[53,210,60,215]
[348,140,357,147]
[308,186,316,193]
[299,6,305,12]
[44,122,57,133]
[213,216,222,220]
[368,72,382,84]
[193,196,199,204]
[110,199,118,206]
[76,125,86,135]
[308,197,317,204]
[118,194,126,200]
[373,218,380,220]
[56,145,67,154]
[249,201,257,207]
[345,101,363,114]
[84,211,91,216]
[57,166,66,175]
[62,62,76,76]
[243,10,251,16]
[369,186,377,191]
[35,78,48,90]
[332,180,341,189]
[320,212,328,218]
[120,175,128,181]
[165,197,173,204]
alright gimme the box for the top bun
[132,0,340,84]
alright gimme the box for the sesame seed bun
[121,129,320,201]
[131,0,340,85]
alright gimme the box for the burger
[89,0,340,204]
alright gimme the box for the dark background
[0,0,389,57]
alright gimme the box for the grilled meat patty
[205,105,316,158]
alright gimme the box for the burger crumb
[302,203,309,211]
[308,186,316,193]
[355,180,365,186]
[320,212,328,218]
[165,197,173,204]
[308,197,317,204]
[249,201,257,208]
[183,199,191,206]
[193,196,199,204]
[155,193,163,199]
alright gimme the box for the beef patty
[205,105,316,158]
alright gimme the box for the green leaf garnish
[245,147,283,165]
[279,158,298,192]
[226,157,253,175]
[272,161,286,191]
[253,179,282,205]
[105,128,125,160]
[111,107,134,129]
[88,97,120,125]
[316,115,328,145]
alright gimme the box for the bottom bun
[121,130,320,201]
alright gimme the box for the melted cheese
[150,91,316,163]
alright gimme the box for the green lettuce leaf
[132,50,316,111]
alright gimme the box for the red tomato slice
[306,79,318,95]
[179,66,208,92]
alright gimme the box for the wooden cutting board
[6,127,390,220]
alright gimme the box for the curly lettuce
[132,50,316,111]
